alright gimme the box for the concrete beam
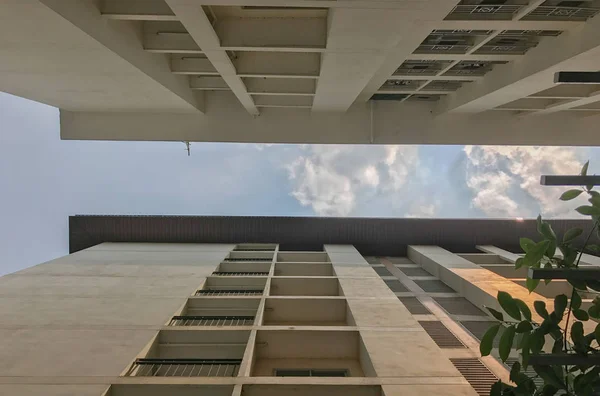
[437,13,600,114]
[165,0,259,115]
[408,54,521,62]
[143,33,203,54]
[171,57,218,75]
[389,75,482,82]
[244,78,316,96]
[235,52,320,79]
[189,76,230,91]
[253,95,313,108]
[530,90,600,115]
[38,0,203,112]
[101,0,178,21]
[60,92,600,145]
[216,17,327,52]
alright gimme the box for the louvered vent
[374,266,393,276]
[434,297,488,316]
[398,297,431,314]
[450,358,498,396]
[384,279,409,292]
[419,321,466,348]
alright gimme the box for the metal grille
[446,4,523,20]
[373,266,393,276]
[233,248,274,251]
[419,321,467,348]
[422,81,465,91]
[168,315,255,326]
[398,297,432,314]
[523,5,600,21]
[434,297,488,316]
[407,94,443,102]
[370,94,409,101]
[451,358,498,396]
[382,80,424,90]
[224,258,272,261]
[432,29,494,35]
[384,279,409,292]
[125,359,242,377]
[414,44,471,54]
[501,29,562,36]
[212,271,269,276]
[444,60,506,77]
[195,289,263,296]
[414,279,456,293]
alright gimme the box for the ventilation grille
[370,94,409,101]
[419,321,466,348]
[398,297,431,314]
[450,358,498,396]
[384,279,409,292]
[374,266,393,276]
[434,297,488,316]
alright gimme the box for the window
[274,369,348,377]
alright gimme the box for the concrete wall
[0,242,232,395]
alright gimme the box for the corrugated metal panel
[419,321,466,348]
[398,297,431,314]
[384,279,409,292]
[397,267,432,277]
[415,279,456,293]
[69,216,596,255]
[450,358,498,396]
[374,267,393,276]
[434,297,488,316]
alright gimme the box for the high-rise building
[2,1,600,145]
[0,216,597,396]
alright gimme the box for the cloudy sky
[1,92,598,274]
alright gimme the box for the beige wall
[0,242,231,395]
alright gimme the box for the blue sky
[1,91,598,274]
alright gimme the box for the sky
[1,91,599,275]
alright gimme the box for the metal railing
[447,4,523,19]
[195,289,263,296]
[224,258,272,262]
[414,44,471,54]
[523,6,600,21]
[125,358,242,377]
[212,271,269,276]
[169,315,255,326]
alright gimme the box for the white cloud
[406,202,439,218]
[286,145,419,216]
[464,146,589,218]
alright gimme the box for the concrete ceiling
[3,0,600,144]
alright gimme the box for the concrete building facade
[3,0,600,145]
[1,216,598,396]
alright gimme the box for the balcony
[233,243,276,251]
[269,277,341,296]
[107,385,235,396]
[277,252,329,262]
[446,1,527,20]
[263,298,350,326]
[213,260,271,274]
[251,330,375,377]
[225,251,273,262]
[195,276,267,296]
[242,385,382,396]
[274,262,333,276]
[125,330,249,377]
[171,298,258,326]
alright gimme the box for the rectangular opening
[126,330,249,377]
[214,261,271,275]
[274,262,333,276]
[263,298,349,326]
[251,330,373,377]
[270,277,341,296]
[234,243,276,251]
[170,298,260,326]
[200,276,267,292]
[278,244,324,252]
[277,252,329,262]
[241,385,382,396]
[226,251,274,261]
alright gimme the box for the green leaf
[586,244,600,252]
[516,320,533,333]
[563,228,583,243]
[534,365,566,390]
[589,194,600,208]
[586,279,600,291]
[589,304,600,319]
[509,360,521,384]
[486,306,504,322]
[540,221,557,242]
[576,205,600,216]
[560,189,583,201]
[515,257,525,270]
[480,324,501,357]
[522,240,550,269]
[498,291,521,321]
[543,261,553,285]
[572,291,582,310]
[571,321,584,345]
[526,277,540,293]
[573,309,589,321]
[530,330,545,354]
[581,160,589,176]
[534,301,549,319]
[554,294,568,319]
[514,299,532,322]
[539,385,559,396]
[595,323,600,343]
[520,237,535,253]
[520,333,531,368]
[568,278,588,290]
[499,325,516,362]
[490,381,503,396]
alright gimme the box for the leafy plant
[480,161,600,395]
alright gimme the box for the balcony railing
[447,4,523,20]
[224,258,272,261]
[125,358,242,377]
[523,6,600,21]
[195,289,263,296]
[212,271,269,276]
[168,315,255,326]
[414,44,471,54]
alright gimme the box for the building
[0,215,598,396]
[3,1,600,145]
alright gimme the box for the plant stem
[562,218,599,395]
